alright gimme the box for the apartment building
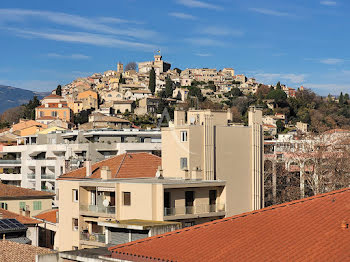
[57,152,225,251]
[55,108,263,251]
[162,107,264,216]
[0,128,161,205]
[35,94,72,125]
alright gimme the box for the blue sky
[0,0,349,95]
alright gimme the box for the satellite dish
[103,199,110,207]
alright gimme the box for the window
[123,192,131,206]
[180,131,188,142]
[72,218,78,231]
[51,111,57,117]
[180,157,188,170]
[73,189,79,202]
[19,202,26,210]
[184,221,195,227]
[0,202,8,210]
[33,201,42,210]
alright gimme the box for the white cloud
[200,26,243,37]
[169,12,197,20]
[249,8,291,17]
[47,53,90,60]
[186,37,226,46]
[195,53,212,57]
[176,0,222,10]
[0,9,157,39]
[12,28,157,50]
[320,58,344,65]
[320,1,337,6]
[254,73,306,84]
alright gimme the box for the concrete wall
[0,198,52,217]
[57,180,80,251]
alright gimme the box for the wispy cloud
[320,58,344,65]
[249,8,291,17]
[254,73,306,84]
[0,8,157,39]
[320,1,337,6]
[200,26,243,37]
[186,37,226,46]
[47,53,90,60]
[169,12,197,20]
[195,53,212,57]
[176,0,222,10]
[11,28,156,50]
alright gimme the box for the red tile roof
[58,153,161,180]
[0,240,53,262]
[44,94,64,99]
[0,183,54,199]
[36,103,69,109]
[109,188,350,262]
[0,208,41,225]
[35,209,58,224]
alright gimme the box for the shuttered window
[33,201,42,210]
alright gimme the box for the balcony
[41,174,55,180]
[164,204,225,217]
[27,174,36,180]
[0,159,21,167]
[80,232,106,243]
[0,173,22,181]
[80,204,115,215]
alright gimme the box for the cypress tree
[149,68,156,94]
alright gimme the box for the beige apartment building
[56,108,263,251]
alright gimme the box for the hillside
[0,85,49,113]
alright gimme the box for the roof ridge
[115,153,128,178]
[109,187,350,253]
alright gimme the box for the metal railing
[41,174,55,180]
[80,204,116,214]
[0,159,21,165]
[27,174,36,179]
[80,232,106,243]
[164,204,225,216]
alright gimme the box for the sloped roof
[109,188,350,262]
[43,94,63,99]
[0,183,54,199]
[0,240,53,262]
[0,208,41,225]
[35,209,58,224]
[58,153,161,180]
[12,120,47,132]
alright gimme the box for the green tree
[339,92,344,105]
[23,96,40,120]
[119,75,126,84]
[164,77,173,98]
[56,85,62,96]
[344,93,350,101]
[267,89,287,105]
[276,120,285,133]
[230,87,242,97]
[276,81,282,90]
[148,68,156,94]
[188,86,204,102]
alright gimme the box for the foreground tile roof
[35,209,58,224]
[109,188,350,262]
[0,208,41,225]
[59,152,161,180]
[0,240,53,262]
[0,183,54,199]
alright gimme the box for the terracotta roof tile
[109,188,350,262]
[44,94,64,99]
[0,240,53,262]
[0,183,55,199]
[59,152,160,180]
[35,209,58,224]
[0,208,41,225]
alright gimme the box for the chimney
[100,166,112,180]
[85,160,92,177]
[58,103,62,108]
[156,166,163,179]
[45,103,49,108]
[341,221,349,230]
[191,167,203,180]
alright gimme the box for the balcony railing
[41,187,55,193]
[80,204,116,214]
[41,174,55,180]
[164,204,225,216]
[0,159,21,165]
[80,232,106,243]
[27,174,36,179]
